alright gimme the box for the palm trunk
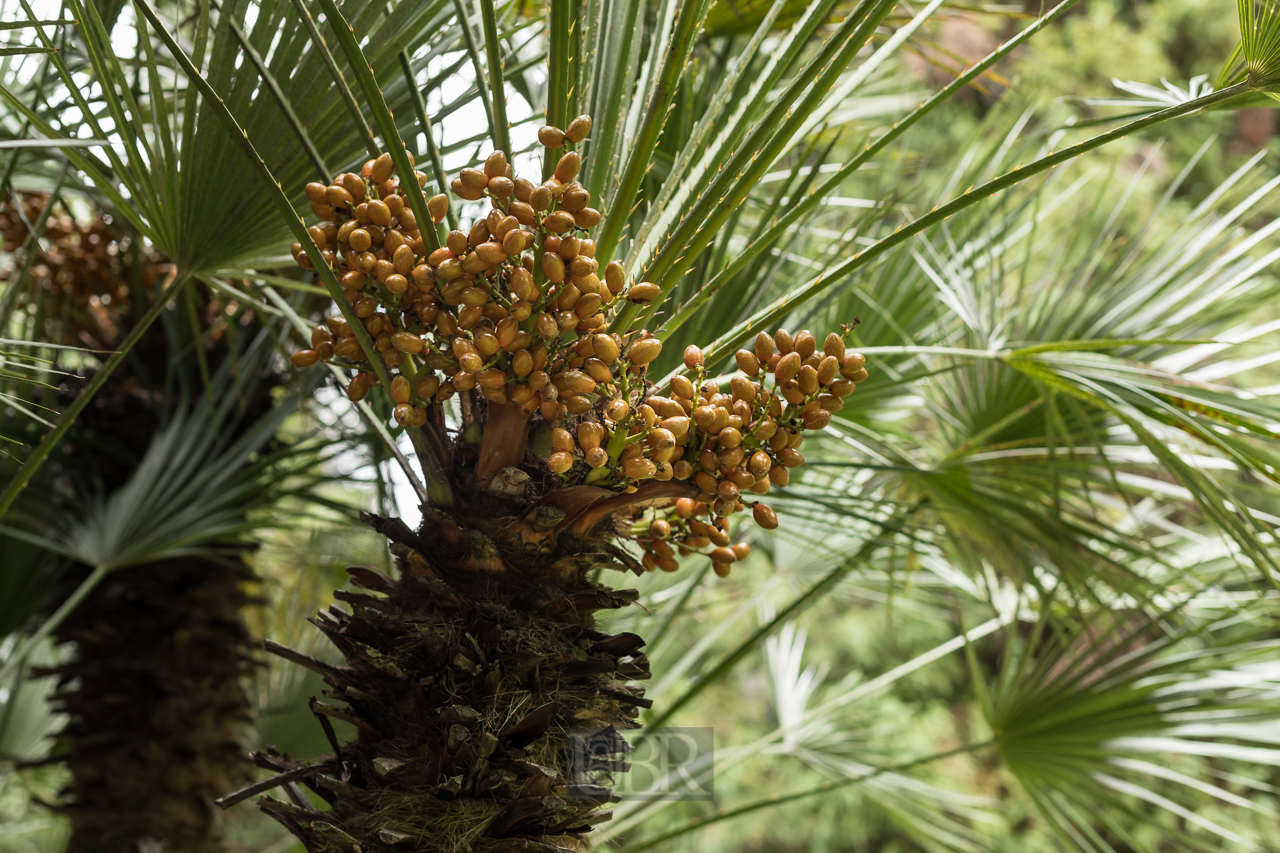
[44,559,255,853]
[251,492,658,853]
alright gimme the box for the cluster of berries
[617,330,865,574]
[288,116,868,571]
[0,193,154,349]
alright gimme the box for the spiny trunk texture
[252,490,653,853]
[45,559,256,853]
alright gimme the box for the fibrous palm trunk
[251,486,658,853]
[44,559,255,853]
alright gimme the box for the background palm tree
[0,187,333,851]
[5,0,1280,852]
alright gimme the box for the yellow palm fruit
[774,352,801,384]
[660,416,690,439]
[488,176,514,198]
[543,450,572,473]
[562,185,589,212]
[307,225,327,250]
[393,403,415,425]
[647,428,676,451]
[538,126,566,148]
[555,282,581,311]
[459,168,488,191]
[710,545,734,564]
[605,398,629,421]
[346,373,371,402]
[390,332,423,354]
[291,350,319,368]
[794,330,816,358]
[817,355,840,386]
[775,329,794,354]
[718,426,743,449]
[734,348,760,376]
[554,151,581,183]
[624,456,657,480]
[484,150,508,177]
[416,374,440,399]
[593,333,620,364]
[544,211,575,233]
[840,353,866,377]
[557,234,580,259]
[371,153,395,183]
[451,179,483,201]
[565,115,592,143]
[552,428,575,453]
[730,376,757,403]
[529,185,552,212]
[390,375,411,404]
[803,408,831,430]
[575,294,603,320]
[542,252,566,282]
[326,184,355,209]
[577,422,606,450]
[585,446,609,469]
[340,173,366,202]
[797,365,819,395]
[824,331,845,360]
[626,282,661,302]
[334,338,365,359]
[583,358,611,383]
[349,229,372,252]
[628,338,662,366]
[311,326,334,349]
[604,261,626,294]
[778,447,804,468]
[426,194,449,224]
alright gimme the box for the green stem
[284,0,379,159]
[0,565,109,685]
[314,0,442,258]
[700,81,1252,371]
[591,0,710,248]
[0,273,190,519]
[542,0,574,181]
[621,738,995,852]
[451,0,497,148]
[478,0,511,160]
[398,50,457,232]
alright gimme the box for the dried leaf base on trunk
[44,559,255,853]
[257,495,653,853]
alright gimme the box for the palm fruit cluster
[288,116,868,572]
[625,330,867,576]
[0,192,153,349]
[257,114,870,853]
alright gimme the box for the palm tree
[6,0,1280,851]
